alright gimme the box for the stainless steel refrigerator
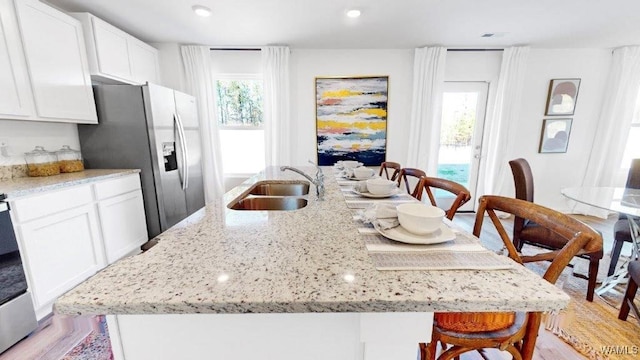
[78,83,205,239]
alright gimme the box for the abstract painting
[315,76,388,166]
[539,118,572,153]
[545,78,581,116]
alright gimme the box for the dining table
[561,186,640,296]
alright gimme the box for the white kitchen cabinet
[0,0,35,119]
[14,0,97,123]
[95,174,148,264]
[12,185,105,320]
[73,12,160,85]
[10,173,147,319]
[0,0,97,123]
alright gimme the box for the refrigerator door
[79,85,161,238]
[174,90,205,215]
[144,84,188,231]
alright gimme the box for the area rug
[529,263,640,360]
[0,314,112,360]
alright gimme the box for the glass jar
[55,145,84,173]
[24,146,60,177]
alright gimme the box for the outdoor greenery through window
[214,76,265,175]
[216,78,263,127]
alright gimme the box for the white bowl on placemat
[366,178,397,195]
[396,203,445,235]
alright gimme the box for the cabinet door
[0,0,34,118]
[129,40,160,85]
[14,0,97,123]
[98,189,148,263]
[92,16,132,81]
[17,204,104,317]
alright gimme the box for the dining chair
[420,195,602,360]
[378,161,401,181]
[618,260,640,324]
[413,177,471,220]
[397,168,426,198]
[509,158,603,302]
[609,158,640,276]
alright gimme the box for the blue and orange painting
[316,76,388,166]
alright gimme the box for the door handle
[174,114,188,190]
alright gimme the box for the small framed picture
[545,78,581,116]
[539,118,572,153]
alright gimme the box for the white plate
[354,188,401,198]
[352,173,376,180]
[373,222,455,245]
[340,173,376,181]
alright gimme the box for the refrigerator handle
[175,113,189,190]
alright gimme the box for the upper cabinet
[72,13,160,86]
[0,0,97,124]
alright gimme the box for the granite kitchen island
[55,166,570,360]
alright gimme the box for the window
[621,90,640,168]
[214,75,265,175]
[620,93,640,169]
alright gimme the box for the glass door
[437,82,488,212]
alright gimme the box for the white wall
[509,49,611,212]
[289,49,414,166]
[152,43,186,93]
[154,45,613,212]
[0,120,80,165]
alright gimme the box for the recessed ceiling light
[192,5,212,17]
[346,9,361,18]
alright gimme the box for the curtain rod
[209,48,261,51]
[447,49,504,52]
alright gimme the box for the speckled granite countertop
[55,166,569,315]
[0,169,141,198]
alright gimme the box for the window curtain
[481,46,530,197]
[181,45,225,202]
[406,47,447,175]
[262,46,291,166]
[572,46,640,216]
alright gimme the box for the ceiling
[44,0,640,49]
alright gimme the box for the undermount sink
[229,197,308,211]
[228,181,310,211]
[249,181,310,196]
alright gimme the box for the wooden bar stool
[509,158,602,301]
[413,177,471,220]
[420,195,602,360]
[397,168,426,197]
[378,161,401,181]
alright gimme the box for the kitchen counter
[0,169,140,198]
[55,166,568,315]
[53,166,570,360]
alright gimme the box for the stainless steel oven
[0,194,37,354]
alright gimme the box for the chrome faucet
[280,161,325,200]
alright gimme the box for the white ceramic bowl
[396,203,445,235]
[353,167,374,179]
[366,178,397,195]
[342,160,362,169]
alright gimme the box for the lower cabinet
[98,189,147,264]
[10,173,148,319]
[17,203,104,319]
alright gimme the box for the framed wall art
[538,118,572,153]
[315,76,388,166]
[544,78,581,116]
